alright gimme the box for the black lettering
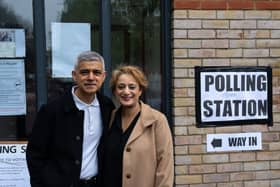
[0,146,8,153]
[248,100,256,116]
[258,100,267,116]
[257,75,267,91]
[214,100,223,116]
[242,100,247,116]
[215,75,225,91]
[205,75,214,91]
[229,138,237,146]
[229,137,246,146]
[241,137,246,146]
[246,75,256,91]
[241,75,245,91]
[203,99,268,118]
[10,146,16,153]
[249,137,257,146]
[233,75,240,91]
[21,145,27,153]
[203,100,213,117]
[226,75,233,91]
[223,100,232,117]
[232,100,241,116]
[0,145,16,153]
[237,138,242,146]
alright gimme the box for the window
[111,0,162,109]
[0,0,34,140]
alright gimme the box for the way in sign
[207,132,262,152]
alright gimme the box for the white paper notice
[51,22,91,78]
[0,143,30,187]
[0,28,25,57]
[0,60,26,116]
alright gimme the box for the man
[26,51,115,187]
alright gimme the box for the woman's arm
[155,114,174,187]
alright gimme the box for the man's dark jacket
[26,90,114,187]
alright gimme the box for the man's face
[72,60,105,98]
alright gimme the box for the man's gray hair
[74,51,105,71]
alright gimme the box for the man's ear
[102,71,107,81]
[72,70,76,82]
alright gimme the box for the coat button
[126,174,131,179]
[75,160,80,165]
[126,147,131,152]
[76,136,81,140]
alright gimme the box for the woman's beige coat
[110,101,174,187]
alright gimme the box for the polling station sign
[195,66,272,127]
[0,143,30,187]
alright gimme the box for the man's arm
[26,105,52,187]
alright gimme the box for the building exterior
[0,0,280,186]
[173,0,280,186]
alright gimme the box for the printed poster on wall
[0,59,26,116]
[195,66,272,127]
[0,28,25,57]
[0,143,30,187]
[51,22,91,78]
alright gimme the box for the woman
[101,65,174,187]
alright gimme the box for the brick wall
[172,0,280,186]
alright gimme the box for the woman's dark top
[102,107,140,187]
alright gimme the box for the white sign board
[207,132,262,152]
[201,72,268,121]
[0,143,30,187]
[51,22,91,78]
[0,59,26,115]
[195,66,272,127]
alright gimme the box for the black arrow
[211,138,222,148]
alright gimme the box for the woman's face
[114,73,142,108]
